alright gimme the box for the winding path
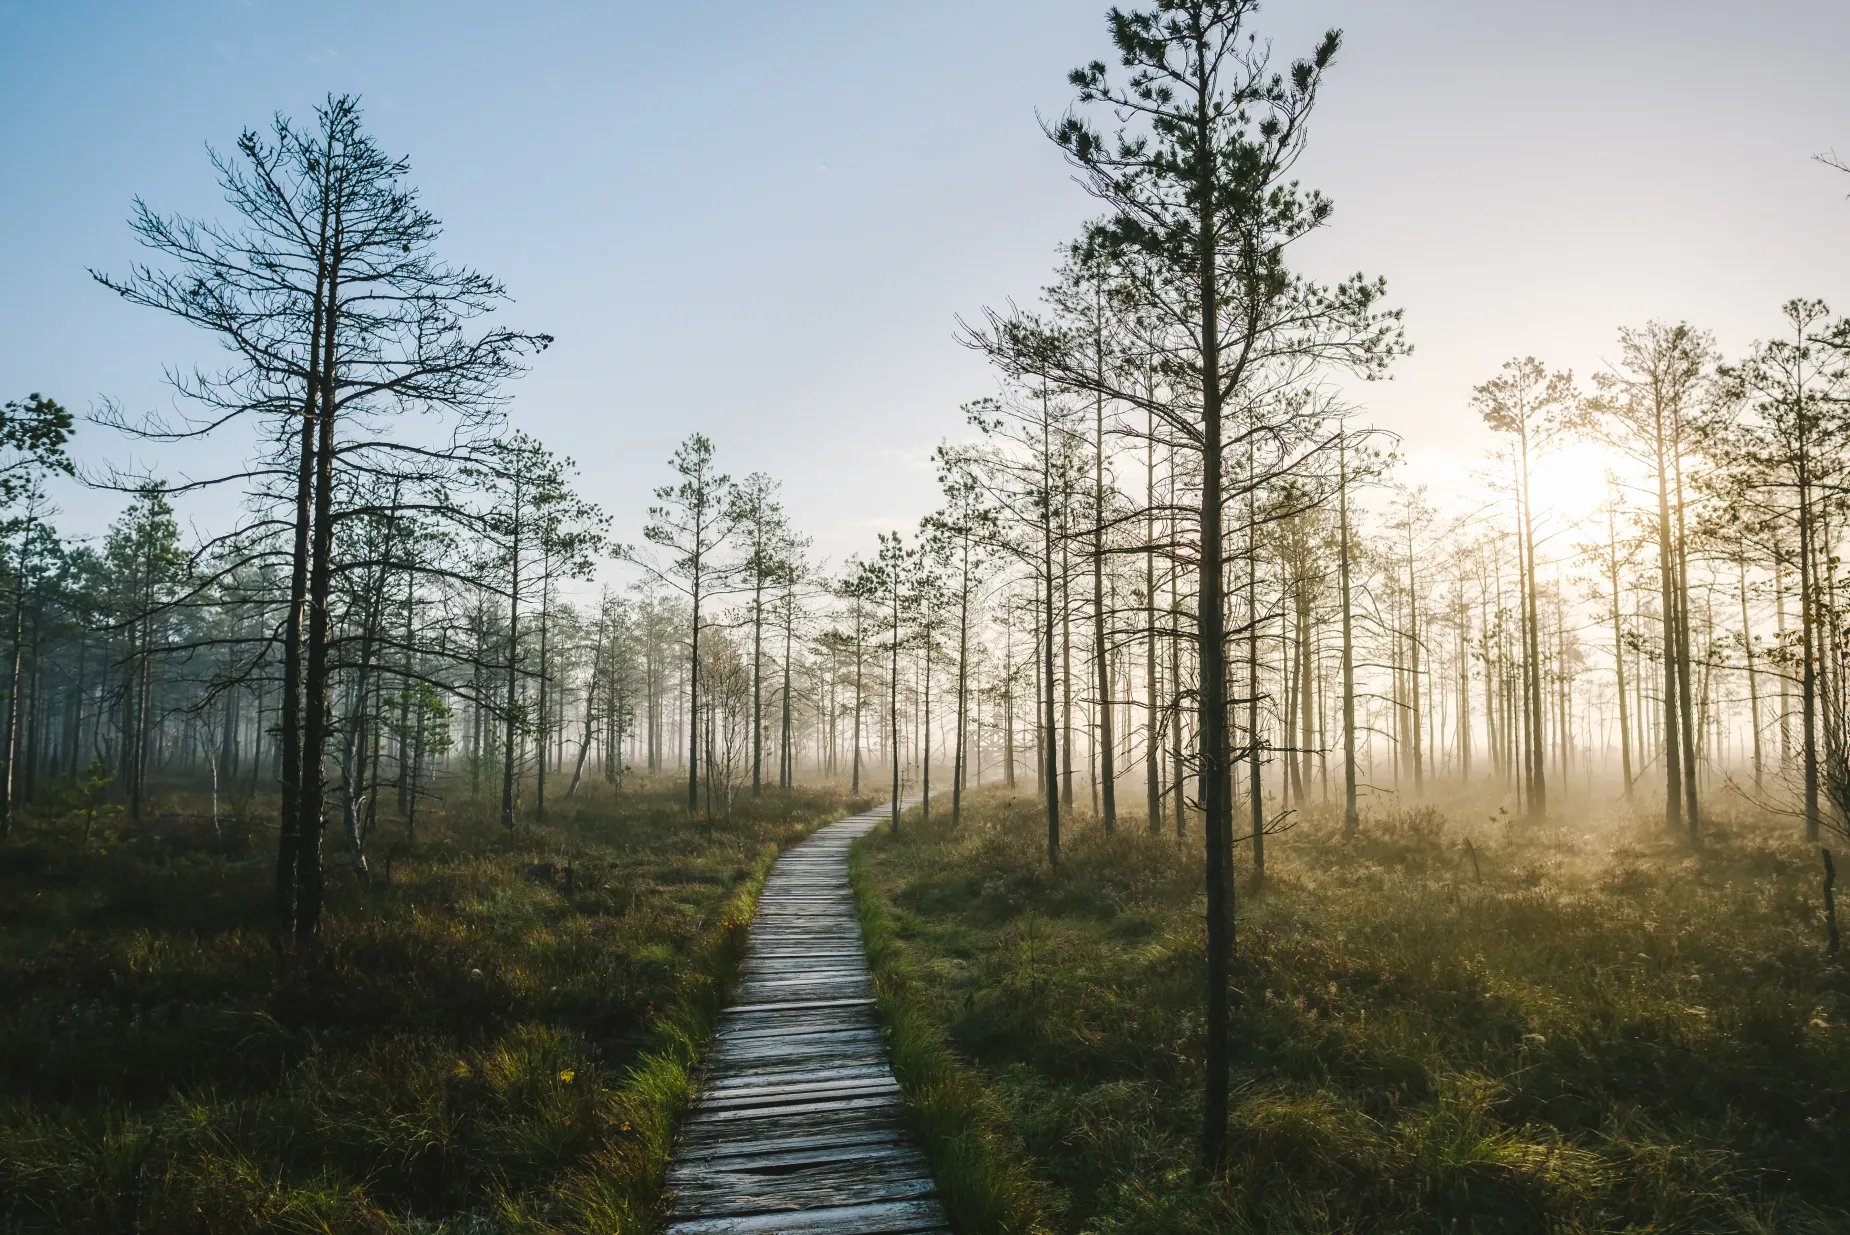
[664,802,947,1235]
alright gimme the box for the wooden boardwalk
[664,802,947,1235]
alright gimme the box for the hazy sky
[3,0,1847,578]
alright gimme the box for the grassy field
[853,786,1850,1235]
[0,777,870,1235]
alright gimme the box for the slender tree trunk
[1407,527,1423,796]
[1654,405,1684,835]
[1061,527,1074,811]
[922,640,933,823]
[1246,458,1263,880]
[852,603,864,794]
[1518,431,1547,818]
[1340,439,1359,837]
[781,588,794,790]
[1094,383,1116,830]
[501,485,523,830]
[1799,462,1822,842]
[752,570,764,795]
[295,261,341,949]
[1297,571,1313,804]
[1741,559,1763,792]
[953,537,971,825]
[1776,546,1793,769]
[535,561,550,821]
[397,573,414,818]
[688,571,702,814]
[1004,620,1017,790]
[1145,412,1162,831]
[1607,505,1634,799]
[1042,391,1061,865]
[0,517,28,841]
[890,583,902,832]
[275,178,327,943]
[1672,443,1700,840]
[1193,98,1236,1170]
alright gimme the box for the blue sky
[3,0,1847,573]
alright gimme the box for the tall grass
[854,787,1850,1234]
[851,840,1057,1235]
[0,779,869,1234]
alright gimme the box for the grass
[851,839,1057,1235]
[852,786,1850,1234]
[0,777,870,1234]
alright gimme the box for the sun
[1525,439,1635,527]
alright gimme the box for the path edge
[848,823,1058,1235]
[550,799,873,1234]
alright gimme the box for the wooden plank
[674,1127,908,1163]
[696,1078,900,1109]
[676,1108,906,1151]
[667,1169,938,1220]
[705,1064,893,1091]
[710,1017,880,1043]
[721,997,875,1014]
[668,1141,924,1179]
[664,1198,950,1235]
[683,1094,902,1126]
[708,1027,881,1052]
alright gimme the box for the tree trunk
[1193,98,1235,1170]
[536,558,550,821]
[1145,415,1162,831]
[1043,399,1061,865]
[1246,460,1264,881]
[501,482,524,830]
[0,517,28,840]
[852,603,864,794]
[295,262,342,949]
[1094,383,1117,830]
[752,569,764,795]
[1671,444,1700,840]
[953,536,971,825]
[1654,401,1684,835]
[275,187,327,943]
[1518,431,1547,818]
[1340,439,1359,837]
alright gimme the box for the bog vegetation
[2,0,1848,1231]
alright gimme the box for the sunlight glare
[1526,439,1634,527]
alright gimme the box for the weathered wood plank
[676,1112,907,1156]
[667,1169,939,1220]
[705,1064,894,1092]
[668,1141,925,1180]
[721,996,876,1015]
[674,1126,907,1163]
[664,1197,950,1234]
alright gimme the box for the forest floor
[852,785,1850,1235]
[0,776,871,1235]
